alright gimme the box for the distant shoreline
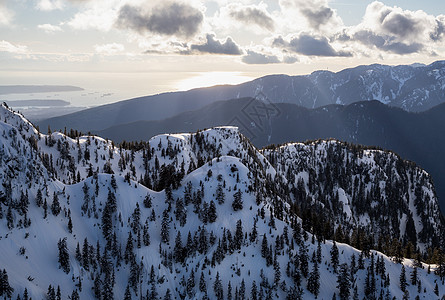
[0,85,84,95]
[4,99,71,107]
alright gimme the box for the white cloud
[38,24,63,34]
[278,0,343,34]
[36,0,64,11]
[94,43,125,54]
[0,1,14,26]
[0,40,28,54]
[336,1,445,56]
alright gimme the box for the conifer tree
[174,231,183,263]
[410,267,418,285]
[213,272,224,300]
[51,192,61,216]
[160,209,170,243]
[234,220,243,250]
[186,269,195,298]
[251,280,258,300]
[216,184,225,205]
[400,265,407,292]
[299,242,309,278]
[307,260,320,297]
[232,190,243,211]
[336,263,351,300]
[124,285,132,300]
[330,241,339,273]
[208,200,217,223]
[57,237,70,273]
[199,272,207,293]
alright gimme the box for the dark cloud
[381,12,420,38]
[190,34,242,55]
[301,6,334,29]
[352,30,423,54]
[116,2,203,38]
[228,5,275,31]
[274,34,351,57]
[242,50,280,64]
[430,19,445,41]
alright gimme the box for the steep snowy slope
[0,104,444,299]
[262,140,443,252]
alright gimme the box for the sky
[1,0,445,102]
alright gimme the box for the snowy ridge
[262,140,442,252]
[0,104,443,299]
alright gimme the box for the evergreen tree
[250,219,258,243]
[251,281,258,300]
[234,219,243,250]
[36,189,43,207]
[410,267,418,285]
[299,242,309,278]
[56,286,61,300]
[51,192,61,216]
[307,260,320,297]
[6,205,13,229]
[186,269,195,298]
[400,265,407,292]
[160,209,170,243]
[240,279,246,299]
[143,220,151,246]
[124,231,134,264]
[208,200,217,223]
[336,263,351,300]
[82,238,90,271]
[199,272,207,293]
[330,241,339,273]
[163,289,172,300]
[213,272,224,300]
[216,183,225,205]
[47,285,56,300]
[57,237,70,273]
[124,285,132,300]
[143,194,152,208]
[0,269,14,298]
[174,231,183,263]
[71,289,79,300]
[232,190,243,211]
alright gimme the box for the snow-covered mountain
[38,60,445,133]
[0,104,444,299]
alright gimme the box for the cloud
[67,2,118,31]
[351,30,423,55]
[226,3,275,31]
[242,50,280,64]
[190,34,242,55]
[241,49,298,64]
[335,2,445,56]
[94,43,125,54]
[0,40,28,54]
[38,24,63,34]
[430,17,445,41]
[116,2,203,38]
[273,34,352,57]
[0,1,13,26]
[279,0,342,32]
[36,0,64,11]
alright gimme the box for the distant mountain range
[38,60,445,132]
[0,85,83,94]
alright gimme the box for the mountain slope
[37,60,445,132]
[0,104,444,299]
[93,99,445,214]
